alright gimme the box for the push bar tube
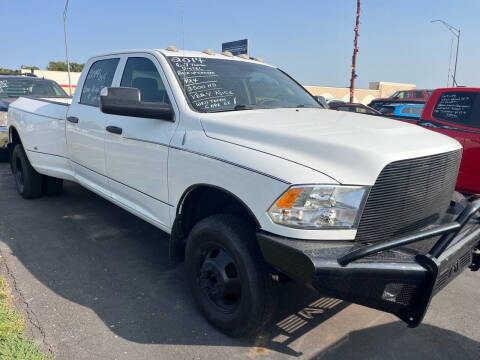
[338,199,480,266]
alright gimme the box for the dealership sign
[222,39,248,56]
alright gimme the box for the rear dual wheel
[11,144,63,198]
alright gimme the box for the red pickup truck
[418,88,480,196]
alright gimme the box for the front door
[105,54,179,229]
[66,57,120,193]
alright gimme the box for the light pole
[431,19,460,87]
[63,0,72,96]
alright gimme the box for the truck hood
[200,108,461,185]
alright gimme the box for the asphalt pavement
[0,162,478,359]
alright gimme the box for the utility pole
[431,20,460,86]
[349,0,361,103]
[63,0,72,96]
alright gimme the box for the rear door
[66,56,121,193]
[104,53,179,229]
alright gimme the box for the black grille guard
[257,199,480,328]
[338,199,480,266]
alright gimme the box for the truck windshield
[0,78,68,98]
[167,56,321,113]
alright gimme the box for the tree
[47,61,84,72]
[0,68,20,75]
[21,65,40,70]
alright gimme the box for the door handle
[106,125,123,135]
[66,116,79,123]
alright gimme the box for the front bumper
[257,199,480,327]
[0,126,7,149]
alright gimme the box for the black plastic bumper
[257,199,480,327]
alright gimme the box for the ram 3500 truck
[6,48,480,336]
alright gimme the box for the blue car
[379,103,425,122]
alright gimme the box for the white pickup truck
[6,48,480,336]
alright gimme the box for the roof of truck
[90,48,273,67]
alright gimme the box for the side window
[433,91,480,128]
[120,57,170,103]
[413,91,424,99]
[80,58,119,106]
[411,107,424,116]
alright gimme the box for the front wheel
[11,144,43,199]
[185,214,277,337]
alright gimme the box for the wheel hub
[198,247,241,311]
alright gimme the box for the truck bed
[8,96,74,180]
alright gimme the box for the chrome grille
[355,150,462,243]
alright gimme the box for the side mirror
[100,87,174,121]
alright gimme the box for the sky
[2,0,479,89]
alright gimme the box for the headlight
[0,111,7,127]
[268,185,368,229]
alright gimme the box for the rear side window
[379,106,394,114]
[413,91,424,99]
[120,57,170,103]
[411,106,424,115]
[433,91,480,128]
[80,58,119,106]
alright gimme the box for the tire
[185,214,277,337]
[11,144,43,199]
[42,175,63,196]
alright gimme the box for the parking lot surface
[0,162,479,359]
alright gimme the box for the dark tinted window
[411,106,424,115]
[120,57,169,103]
[379,106,394,114]
[433,91,480,128]
[413,91,424,99]
[80,58,119,106]
[0,78,67,97]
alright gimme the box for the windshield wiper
[233,104,253,111]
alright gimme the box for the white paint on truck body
[7,49,462,240]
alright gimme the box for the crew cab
[0,74,69,160]
[6,48,480,337]
[418,87,480,196]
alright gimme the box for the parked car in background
[0,75,69,160]
[418,87,480,195]
[369,89,432,110]
[329,102,381,115]
[379,103,425,123]
[312,95,328,108]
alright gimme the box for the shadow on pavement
[0,165,347,357]
[314,321,480,360]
